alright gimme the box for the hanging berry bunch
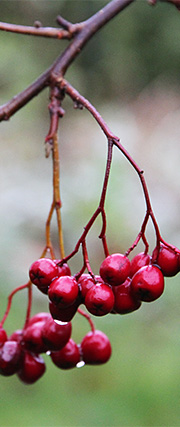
[0,0,180,385]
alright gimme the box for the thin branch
[0,21,72,39]
[0,0,135,122]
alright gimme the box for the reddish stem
[0,281,31,328]
[77,308,95,333]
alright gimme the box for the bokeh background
[0,1,180,426]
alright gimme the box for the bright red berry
[55,261,71,277]
[50,339,80,369]
[80,330,111,365]
[130,252,151,278]
[42,317,72,351]
[85,283,115,316]
[17,352,46,384]
[0,341,23,376]
[130,265,164,302]
[152,244,179,277]
[100,253,130,286]
[78,274,104,301]
[48,276,79,308]
[29,258,58,294]
[112,278,141,314]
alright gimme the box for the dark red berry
[130,252,151,278]
[78,274,95,300]
[81,330,111,365]
[131,265,164,302]
[85,283,115,316]
[17,352,46,384]
[42,317,72,351]
[152,244,179,277]
[0,341,23,376]
[49,299,80,322]
[0,327,7,347]
[22,321,48,354]
[29,258,58,294]
[100,253,130,286]
[48,276,79,308]
[55,261,71,277]
[113,278,141,314]
[50,339,80,369]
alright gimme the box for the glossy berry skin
[113,278,141,314]
[55,261,71,277]
[0,341,23,376]
[48,276,79,308]
[78,274,104,301]
[130,265,164,302]
[49,299,80,322]
[130,252,151,278]
[100,253,130,286]
[0,328,7,347]
[81,330,111,365]
[152,244,179,277]
[22,321,49,354]
[50,339,80,369]
[17,352,46,384]
[29,258,58,294]
[85,283,115,316]
[42,317,72,351]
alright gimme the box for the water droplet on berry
[76,360,85,368]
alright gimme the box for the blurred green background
[0,1,180,426]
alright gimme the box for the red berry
[27,312,51,327]
[29,258,58,294]
[0,327,7,347]
[131,265,164,302]
[50,339,80,369]
[81,330,111,365]
[78,274,104,301]
[130,252,151,278]
[17,352,46,384]
[113,278,141,314]
[85,283,115,316]
[22,321,49,354]
[42,317,72,351]
[49,299,80,322]
[9,329,23,343]
[0,341,23,376]
[48,276,79,308]
[152,244,179,277]
[55,261,71,277]
[100,253,130,286]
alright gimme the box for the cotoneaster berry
[152,244,179,277]
[50,339,80,369]
[17,352,46,384]
[41,317,72,351]
[49,299,80,322]
[100,253,130,286]
[130,265,164,302]
[80,330,112,365]
[55,261,71,277]
[22,321,49,354]
[29,258,58,294]
[113,278,142,314]
[130,252,151,278]
[48,275,79,308]
[85,283,115,316]
[0,341,23,376]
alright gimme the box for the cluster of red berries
[0,242,179,384]
[0,311,111,384]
